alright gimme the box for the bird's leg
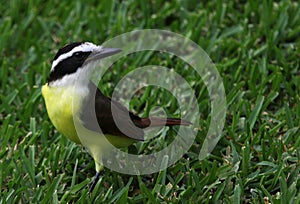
[89,170,104,193]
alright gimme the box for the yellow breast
[42,83,136,156]
[42,84,83,144]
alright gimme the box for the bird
[42,42,191,192]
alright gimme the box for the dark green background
[1,0,299,203]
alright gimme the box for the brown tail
[139,117,191,128]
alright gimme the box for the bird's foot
[89,170,104,193]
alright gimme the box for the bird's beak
[85,47,121,64]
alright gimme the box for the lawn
[1,0,299,203]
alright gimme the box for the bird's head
[48,42,121,86]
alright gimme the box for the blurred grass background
[1,0,299,203]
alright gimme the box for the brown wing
[80,81,144,141]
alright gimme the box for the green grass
[1,0,300,203]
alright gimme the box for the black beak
[85,48,121,64]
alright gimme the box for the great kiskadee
[42,42,190,192]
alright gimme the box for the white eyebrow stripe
[51,42,102,72]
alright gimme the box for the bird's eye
[73,52,84,60]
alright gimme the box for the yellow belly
[42,83,138,171]
[42,84,82,144]
[41,84,136,148]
